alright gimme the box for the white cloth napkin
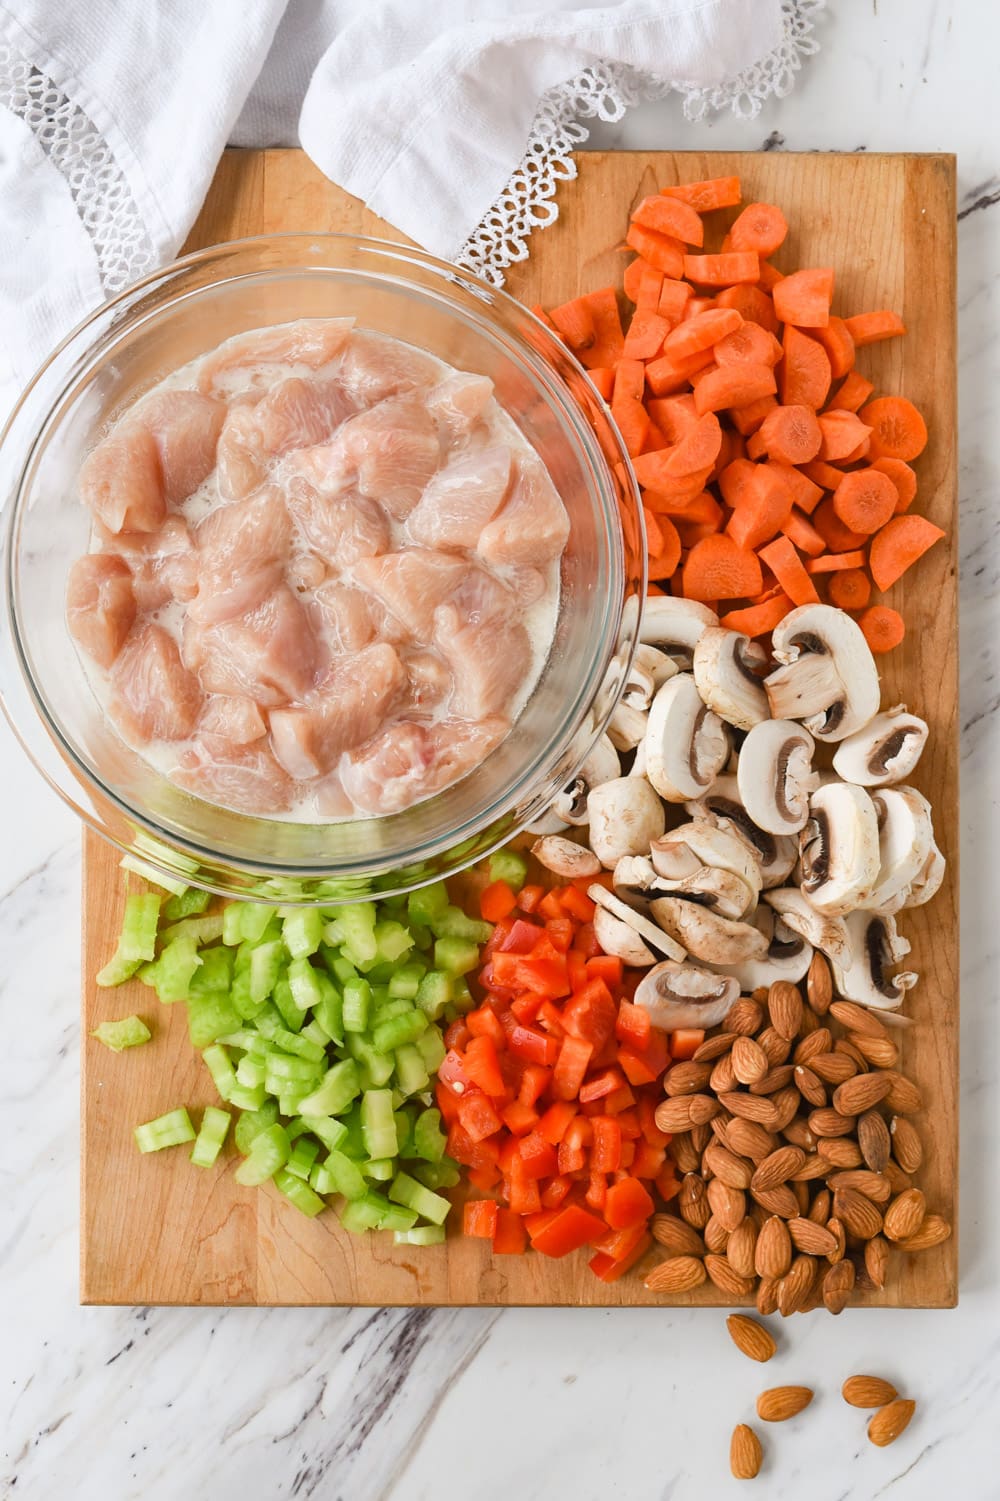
[0,0,818,422]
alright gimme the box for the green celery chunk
[186,988,242,1049]
[162,913,225,946]
[488,848,528,891]
[450,978,474,1014]
[325,1149,367,1200]
[163,887,211,921]
[299,1114,348,1153]
[282,908,324,960]
[322,949,358,988]
[339,1191,392,1232]
[239,904,278,943]
[372,1008,427,1054]
[412,1108,446,1164]
[409,922,434,954]
[286,1137,319,1180]
[394,1044,429,1098]
[414,970,453,1021]
[313,975,343,1044]
[188,946,235,996]
[236,1054,266,1090]
[324,902,378,966]
[227,1082,267,1111]
[412,1158,461,1190]
[271,974,305,1032]
[284,1118,312,1143]
[389,1171,451,1225]
[342,976,371,1033]
[387,961,427,1000]
[216,1028,265,1053]
[300,1018,330,1048]
[119,891,162,963]
[406,882,449,931]
[372,997,413,1026]
[134,1107,195,1154]
[297,1058,361,1116]
[415,1027,446,1074]
[222,904,245,946]
[433,905,492,944]
[287,956,324,1015]
[120,852,190,894]
[364,1157,394,1182]
[393,1225,446,1246]
[310,1164,337,1195]
[202,1043,237,1101]
[264,1051,323,1083]
[361,960,394,984]
[190,1106,231,1168]
[379,1204,419,1232]
[360,1088,398,1160]
[274,1168,325,1217]
[337,1107,367,1160]
[344,1032,395,1088]
[434,935,481,977]
[95,950,143,988]
[150,938,203,1003]
[393,1107,415,1158]
[234,1122,290,1185]
[229,958,263,1021]
[262,1021,324,1062]
[90,1016,151,1052]
[234,1099,279,1154]
[278,1087,316,1117]
[373,919,413,964]
[249,941,285,1007]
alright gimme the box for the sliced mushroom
[621,656,657,712]
[644,674,729,802]
[715,908,814,990]
[588,884,686,962]
[593,905,657,966]
[634,643,678,690]
[866,787,935,915]
[736,719,819,836]
[531,835,602,881]
[586,776,665,869]
[762,886,850,961]
[832,706,929,787]
[648,897,769,964]
[649,820,762,919]
[553,733,621,825]
[526,806,571,835]
[633,960,740,1032]
[611,854,662,907]
[905,840,946,908]
[607,700,649,752]
[639,596,718,669]
[798,782,881,915]
[686,775,798,889]
[692,627,769,731]
[764,604,881,742]
[830,910,918,1010]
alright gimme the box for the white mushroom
[647,897,770,965]
[586,776,665,869]
[830,910,918,1010]
[633,960,740,1032]
[832,706,929,787]
[526,806,571,835]
[649,820,762,919]
[553,733,621,825]
[621,657,657,712]
[905,841,946,908]
[588,884,686,961]
[644,674,729,802]
[593,906,657,967]
[736,720,819,836]
[866,787,935,915]
[639,596,718,669]
[633,643,678,690]
[531,835,602,881]
[715,908,814,990]
[763,887,850,961]
[692,627,769,731]
[764,604,881,742]
[798,782,881,916]
[607,701,649,752]
[686,776,798,889]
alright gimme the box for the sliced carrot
[688,361,720,393]
[859,396,928,461]
[858,604,906,653]
[714,283,779,334]
[611,395,650,457]
[780,508,826,556]
[758,534,820,606]
[577,288,624,368]
[771,462,824,515]
[682,296,716,321]
[844,310,907,346]
[631,194,704,246]
[640,423,669,454]
[622,309,671,359]
[711,425,745,480]
[626,223,685,276]
[827,568,872,610]
[661,176,742,211]
[817,409,873,462]
[812,495,869,553]
[643,506,665,556]
[779,326,832,409]
[832,467,898,534]
[713,321,783,368]
[664,412,723,477]
[693,363,776,416]
[644,346,714,396]
[675,517,723,549]
[682,533,762,601]
[640,472,710,512]
[757,403,822,464]
[729,394,777,435]
[726,463,793,551]
[635,263,666,311]
[805,549,867,574]
[812,315,856,380]
[831,369,875,413]
[667,490,723,526]
[612,359,645,406]
[718,457,758,510]
[588,367,616,400]
[646,393,698,442]
[801,457,847,491]
[657,278,692,322]
[744,429,767,462]
[646,516,682,580]
[683,252,760,287]
[729,202,789,257]
[772,267,835,328]
[632,449,709,495]
[841,435,871,463]
[549,297,595,351]
[531,304,559,333]
[871,457,918,514]
[869,514,945,590]
[662,307,742,361]
[622,257,649,305]
[719,592,794,635]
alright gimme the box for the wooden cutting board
[81,149,958,1307]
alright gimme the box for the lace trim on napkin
[457,0,823,287]
[0,41,156,293]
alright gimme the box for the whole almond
[732,1035,770,1085]
[727,1218,759,1279]
[769,1086,802,1132]
[810,1051,858,1085]
[798,1006,820,1038]
[808,1188,832,1224]
[690,1122,712,1153]
[868,1398,916,1447]
[829,1000,890,1040]
[756,1027,792,1066]
[750,1064,796,1096]
[655,1094,719,1133]
[851,1032,899,1068]
[833,1187,884,1240]
[725,997,764,1035]
[806,951,833,1014]
[890,1116,923,1172]
[726,1313,776,1363]
[710,1052,737,1094]
[883,1159,913,1195]
[823,1256,855,1313]
[782,1117,816,1152]
[664,1060,714,1096]
[864,1234,890,1288]
[833,1072,892,1116]
[678,1173,711,1230]
[790,1153,828,1182]
[858,1109,891,1173]
[703,1141,754,1189]
[827,1169,892,1204]
[644,1255,707,1293]
[721,1091,781,1128]
[704,1254,754,1297]
[808,1107,857,1138]
[693,1031,737,1062]
[651,1214,706,1258]
[817,1137,863,1168]
[710,1111,736,1149]
[798,1275,827,1315]
[751,1146,806,1193]
[704,1214,732,1253]
[756,1385,814,1422]
[897,1213,952,1252]
[670,1131,703,1174]
[755,1215,792,1279]
[794,1065,826,1108]
[843,1375,899,1408]
[730,1423,763,1480]
[792,1179,811,1216]
[726,1117,778,1163]
[826,1216,847,1263]
[768,981,804,1040]
[794,1027,832,1064]
[752,1184,800,1219]
[755,1275,779,1316]
[883,1188,926,1242]
[707,1178,747,1231]
[835,1038,870,1072]
[777,1254,817,1316]
[788,1217,839,1256]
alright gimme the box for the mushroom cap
[588,883,686,961]
[866,786,935,914]
[765,604,882,742]
[644,673,729,802]
[593,905,656,966]
[607,700,649,751]
[554,732,621,824]
[648,896,770,964]
[634,643,678,690]
[830,909,918,1010]
[586,775,666,868]
[905,840,946,908]
[832,706,929,786]
[736,719,819,836]
[715,908,814,990]
[639,597,718,668]
[686,775,799,889]
[531,834,603,881]
[763,886,851,960]
[633,960,740,1032]
[692,627,769,731]
[650,820,762,918]
[798,782,881,916]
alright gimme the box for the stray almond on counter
[730,1423,763,1480]
[756,1386,814,1422]
[726,1313,776,1363]
[867,1398,917,1447]
[842,1375,899,1408]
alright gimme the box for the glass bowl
[0,235,644,903]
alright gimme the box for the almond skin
[704,1254,755,1298]
[732,1034,770,1085]
[693,1031,738,1062]
[868,1398,916,1447]
[806,951,833,1013]
[897,1213,952,1252]
[721,1091,781,1128]
[751,1145,806,1193]
[663,1060,714,1096]
[829,1000,891,1039]
[730,1423,763,1480]
[842,1375,899,1408]
[822,1256,855,1313]
[882,1071,924,1115]
[726,1313,776,1363]
[768,980,804,1040]
[727,1117,779,1163]
[788,1217,839,1256]
[725,997,764,1035]
[826,1169,892,1204]
[751,1184,800,1220]
[890,1115,924,1172]
[864,1234,891,1289]
[777,1254,817,1316]
[704,1141,754,1189]
[858,1108,891,1173]
[644,1255,707,1293]
[678,1173,711,1230]
[756,1385,814,1422]
[794,1065,827,1108]
[833,1186,884,1239]
[883,1188,926,1242]
[650,1214,706,1258]
[727,1218,759,1279]
[833,1072,892,1116]
[755,1215,792,1279]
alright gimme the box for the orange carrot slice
[805,549,867,574]
[549,297,595,350]
[664,412,723,477]
[715,284,780,334]
[780,508,826,557]
[661,176,742,211]
[713,321,784,368]
[817,409,873,462]
[612,359,645,406]
[577,288,624,368]
[859,397,928,461]
[622,309,671,359]
[719,593,794,636]
[801,457,847,491]
[631,194,705,247]
[857,605,906,653]
[758,535,820,606]
[693,363,776,417]
[726,464,793,551]
[588,367,616,400]
[813,495,869,554]
[647,516,683,580]
[812,316,856,380]
[757,404,822,465]
[729,394,777,436]
[844,310,907,346]
[622,257,649,304]
[683,252,760,287]
[832,467,898,534]
[827,568,872,610]
[657,279,692,322]
[756,260,785,292]
[682,534,763,601]
[772,267,835,328]
[646,393,698,442]
[626,224,685,276]
[771,462,824,515]
[611,395,650,457]
[779,326,832,409]
[871,457,918,513]
[662,307,743,361]
[635,264,666,311]
[830,369,875,413]
[869,515,945,590]
[729,202,789,257]
[718,457,758,510]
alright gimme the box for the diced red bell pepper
[497,1135,520,1175]
[669,1027,706,1060]
[574,921,602,958]
[604,1176,655,1230]
[498,917,545,953]
[507,1025,560,1066]
[501,1099,540,1136]
[618,1140,636,1169]
[552,1035,593,1099]
[480,880,517,923]
[585,1171,607,1211]
[492,1208,527,1254]
[589,1230,652,1282]
[509,1151,542,1215]
[537,1099,578,1145]
[578,1065,625,1104]
[482,914,515,959]
[615,999,652,1049]
[518,1063,551,1107]
[437,1049,473,1096]
[558,1138,587,1174]
[562,979,616,1051]
[540,1174,574,1209]
[467,1163,502,1192]
[443,1018,472,1053]
[463,1199,499,1239]
[632,1141,667,1179]
[519,1131,559,1181]
[587,954,623,988]
[637,1092,671,1148]
[510,991,546,1024]
[593,1219,652,1262]
[517,885,545,914]
[618,1027,670,1085]
[463,1034,506,1098]
[544,915,576,952]
[567,949,589,991]
[447,1123,501,1170]
[530,1204,609,1258]
[435,1079,461,1124]
[522,1207,560,1238]
[560,885,596,923]
[466,1006,507,1049]
[491,951,570,999]
[602,1083,636,1115]
[456,1090,503,1143]
[537,890,566,922]
[537,1000,566,1037]
[656,1163,681,1203]
[591,1115,623,1173]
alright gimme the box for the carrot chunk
[693,362,776,416]
[831,369,875,413]
[726,463,793,551]
[812,315,856,380]
[844,310,907,346]
[622,309,671,359]
[683,251,760,287]
[832,467,899,534]
[729,201,789,257]
[859,396,928,461]
[661,176,742,211]
[657,278,692,322]
[817,409,873,462]
[664,412,723,477]
[631,194,704,246]
[758,535,820,606]
[682,534,763,601]
[805,549,867,574]
[635,264,666,311]
[827,568,872,610]
[549,297,595,351]
[576,288,624,369]
[813,494,869,554]
[713,321,783,368]
[626,223,685,276]
[757,403,822,465]
[858,605,906,653]
[773,267,835,328]
[871,457,918,514]
[714,283,779,334]
[779,326,832,409]
[780,508,826,556]
[662,307,743,361]
[869,515,945,590]
[719,592,794,635]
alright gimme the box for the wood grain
[81,150,957,1307]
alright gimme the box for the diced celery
[343,1032,395,1087]
[234,1099,279,1154]
[284,1118,312,1143]
[322,950,358,988]
[298,1116,346,1154]
[324,902,378,966]
[281,907,325,960]
[450,977,474,1014]
[379,1204,419,1232]
[186,988,242,1049]
[134,1107,195,1154]
[372,997,414,1026]
[387,961,427,1000]
[313,977,343,1044]
[120,853,189,895]
[388,1171,451,1225]
[488,848,528,891]
[162,913,225,946]
[117,891,162,964]
[433,935,480,976]
[95,951,143,987]
[342,976,371,1033]
[364,1157,395,1182]
[337,1107,367,1160]
[190,1106,231,1168]
[188,946,235,996]
[412,1158,461,1190]
[286,1137,319,1181]
[409,922,434,954]
[163,887,211,921]
[326,1149,367,1200]
[249,941,284,1007]
[414,970,453,1021]
[222,904,245,946]
[372,1008,427,1054]
[300,1018,329,1048]
[264,1051,323,1083]
[287,956,324,1016]
[274,1168,325,1217]
[339,1194,390,1233]
[236,1054,267,1089]
[154,938,203,1003]
[239,904,278,944]
[267,1025,324,1063]
[297,1058,361,1116]
[230,959,264,1020]
[359,961,394,985]
[407,882,449,931]
[361,1088,398,1160]
[433,905,492,944]
[216,1028,264,1053]
[394,1043,429,1098]
[415,1026,446,1074]
[393,1225,446,1246]
[264,976,298,1034]
[90,1016,151,1052]
[227,1082,267,1111]
[234,1122,290,1185]
[202,1043,237,1101]
[412,1108,446,1164]
[310,1165,337,1195]
[373,919,413,964]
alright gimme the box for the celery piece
[406,882,449,931]
[326,1149,367,1201]
[412,1108,446,1164]
[154,938,203,1003]
[234,1099,279,1154]
[190,1106,231,1168]
[96,951,143,988]
[134,1107,195,1154]
[324,902,378,965]
[217,1028,264,1052]
[233,1122,290,1185]
[339,1194,390,1233]
[373,919,413,965]
[388,1171,451,1225]
[186,989,242,1050]
[372,997,414,1027]
[433,905,492,944]
[287,956,324,1016]
[236,1054,267,1090]
[342,976,371,1033]
[230,960,265,1021]
[337,1107,367,1160]
[393,1107,414,1158]
[222,904,245,947]
[282,908,324,960]
[90,1016,151,1052]
[188,946,235,997]
[409,922,434,955]
[360,1089,398,1161]
[284,1118,312,1144]
[415,1027,446,1075]
[274,1168,325,1217]
[163,887,211,922]
[450,978,474,1015]
[268,1025,324,1063]
[313,977,343,1045]
[412,1158,461,1190]
[301,1018,330,1049]
[343,1032,395,1088]
[264,1051,323,1083]
[394,1044,429,1098]
[239,904,277,944]
[372,1009,427,1055]
[120,854,188,896]
[433,935,481,977]
[202,1043,238,1101]
[387,961,427,1000]
[277,1088,314,1117]
[118,892,162,963]
[162,913,225,946]
[393,1225,446,1246]
[414,970,453,1021]
[320,948,357,988]
[248,941,284,1008]
[227,1082,267,1111]
[310,1165,337,1196]
[364,1157,395,1182]
[488,848,528,891]
[267,975,300,1033]
[299,1114,348,1153]
[250,1003,284,1040]
[286,1137,319,1181]
[379,1204,419,1232]
[297,1058,361,1116]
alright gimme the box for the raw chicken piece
[66,553,136,668]
[130,390,224,505]
[184,586,324,706]
[282,442,354,499]
[433,602,530,719]
[444,566,516,626]
[505,566,548,605]
[79,427,164,534]
[311,582,378,653]
[426,373,495,438]
[110,623,202,741]
[174,740,293,815]
[340,716,508,815]
[288,552,328,592]
[102,516,198,611]
[477,453,570,570]
[198,695,267,745]
[400,649,453,712]
[191,488,292,625]
[314,770,356,819]
[285,482,389,569]
[196,318,355,397]
[339,395,440,517]
[406,444,512,549]
[253,376,357,457]
[216,404,266,501]
[268,642,407,777]
[351,549,467,637]
[339,330,440,405]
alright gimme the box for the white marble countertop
[2,3,997,1498]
